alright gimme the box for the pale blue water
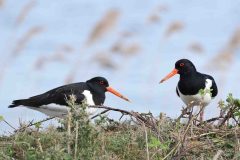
[0,0,240,134]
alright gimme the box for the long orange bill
[106,87,130,102]
[160,68,179,83]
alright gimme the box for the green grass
[0,94,240,160]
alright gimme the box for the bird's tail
[9,99,29,108]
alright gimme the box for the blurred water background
[0,0,240,134]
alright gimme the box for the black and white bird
[160,59,218,121]
[9,77,130,117]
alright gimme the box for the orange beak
[106,87,130,102]
[160,69,179,83]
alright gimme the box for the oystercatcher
[160,59,218,121]
[9,77,130,117]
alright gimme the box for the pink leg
[200,107,205,122]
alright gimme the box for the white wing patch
[82,90,95,105]
[82,90,97,115]
[177,79,213,106]
[205,79,212,89]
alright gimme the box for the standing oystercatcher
[9,77,130,117]
[160,59,218,121]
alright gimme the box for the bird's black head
[160,59,197,83]
[175,59,196,75]
[86,76,130,102]
[86,77,109,92]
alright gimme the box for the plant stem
[74,121,79,160]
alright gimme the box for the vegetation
[0,94,240,160]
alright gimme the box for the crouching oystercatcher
[9,77,130,117]
[160,59,218,121]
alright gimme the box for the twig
[178,111,194,153]
[175,142,212,159]
[119,113,125,121]
[36,138,43,153]
[175,107,196,159]
[234,127,240,152]
[3,120,16,130]
[176,104,193,121]
[188,131,217,140]
[89,105,132,115]
[213,150,223,160]
[67,112,72,154]
[202,116,223,124]
[219,107,234,127]
[143,123,150,160]
[74,121,79,160]
[15,116,56,132]
[89,105,159,134]
[162,141,181,160]
[91,109,110,119]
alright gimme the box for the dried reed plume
[0,0,4,8]
[207,27,240,70]
[34,44,74,70]
[147,14,160,24]
[86,10,120,45]
[34,56,47,70]
[93,52,116,69]
[15,0,36,26]
[120,31,136,38]
[147,5,168,24]
[164,21,184,38]
[188,42,204,54]
[228,27,240,49]
[111,41,140,56]
[12,26,44,56]
[156,4,168,12]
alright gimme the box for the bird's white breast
[177,79,213,106]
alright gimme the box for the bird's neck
[180,71,198,80]
[178,72,204,95]
[86,84,106,105]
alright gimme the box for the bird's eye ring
[180,63,185,67]
[99,81,104,85]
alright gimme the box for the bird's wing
[203,74,218,97]
[9,83,87,108]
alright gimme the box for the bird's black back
[9,82,105,108]
[177,72,218,97]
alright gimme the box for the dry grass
[1,94,240,159]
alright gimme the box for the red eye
[180,63,184,67]
[99,81,104,85]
